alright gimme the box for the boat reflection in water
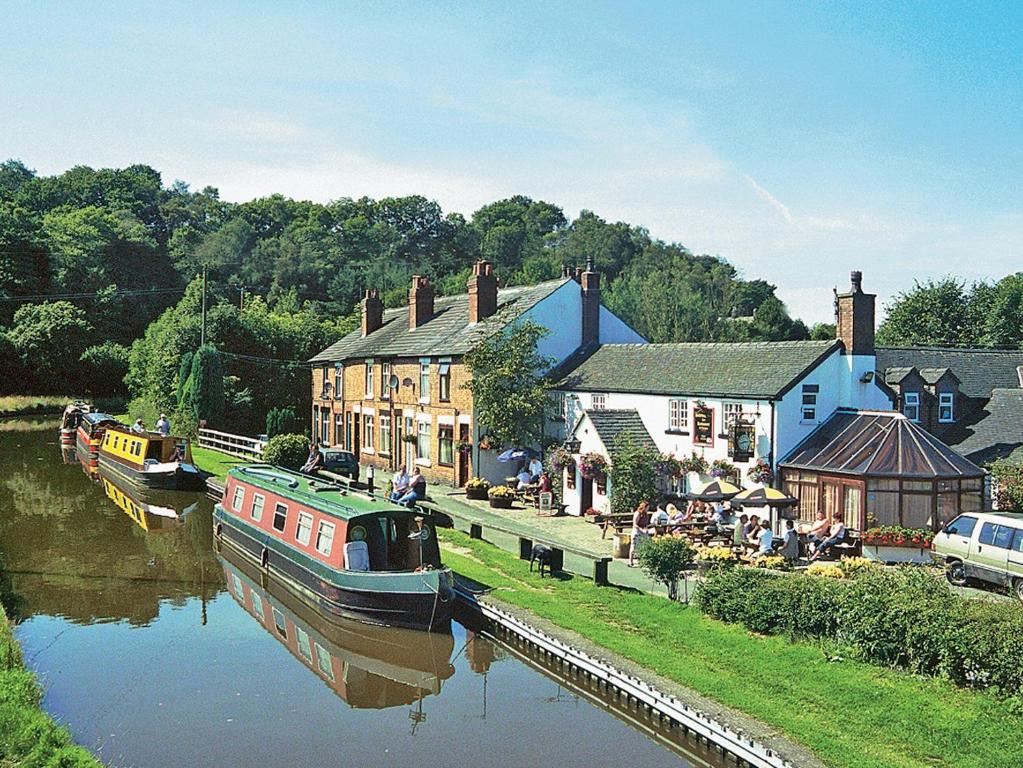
[219,547,456,710]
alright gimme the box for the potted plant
[746,458,774,485]
[578,452,608,480]
[488,484,516,509]
[402,433,417,444]
[465,477,491,500]
[861,525,935,563]
[456,439,473,453]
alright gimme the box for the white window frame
[231,485,245,512]
[250,493,265,522]
[938,392,954,423]
[363,413,375,452]
[272,607,287,638]
[550,391,566,422]
[296,627,312,662]
[419,358,431,404]
[591,393,607,411]
[416,418,431,464]
[438,359,451,402]
[364,358,374,398]
[723,402,743,431]
[668,398,688,431]
[295,511,313,546]
[315,642,334,681]
[381,361,391,400]
[801,384,819,422]
[315,521,335,557]
[334,363,343,399]
[379,414,391,456]
[251,592,265,621]
[904,391,920,422]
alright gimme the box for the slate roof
[310,278,571,362]
[877,347,1023,399]
[579,409,657,453]
[941,388,1023,466]
[884,367,917,386]
[918,367,957,385]
[780,409,984,479]
[553,340,840,399]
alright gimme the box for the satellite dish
[389,375,399,390]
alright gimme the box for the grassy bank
[0,606,101,767]
[440,528,1021,768]
[190,445,246,482]
[0,395,126,419]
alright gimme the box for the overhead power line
[0,287,185,303]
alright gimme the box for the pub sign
[693,404,714,445]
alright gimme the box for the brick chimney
[581,255,600,346]
[835,270,875,356]
[360,289,383,337]
[468,260,498,324]
[408,275,434,330]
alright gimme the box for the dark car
[320,448,359,479]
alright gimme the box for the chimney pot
[408,275,435,330]
[851,270,863,293]
[835,271,875,356]
[361,288,384,337]
[468,259,498,323]
[581,260,601,346]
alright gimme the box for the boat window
[232,485,245,512]
[231,574,243,597]
[315,521,335,556]
[314,642,334,681]
[272,608,287,639]
[251,593,265,621]
[250,494,265,522]
[296,628,313,662]
[273,503,288,532]
[296,512,313,545]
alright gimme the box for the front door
[457,423,471,486]
[580,477,593,516]
[405,416,415,469]
[821,477,864,529]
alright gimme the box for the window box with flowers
[861,526,935,564]
[488,484,517,509]
[465,477,491,500]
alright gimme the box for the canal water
[1,420,720,767]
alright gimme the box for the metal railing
[197,428,265,459]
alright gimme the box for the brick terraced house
[308,259,643,487]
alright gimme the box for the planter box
[465,487,489,501]
[489,496,514,509]
[862,544,932,564]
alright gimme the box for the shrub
[838,556,876,575]
[695,565,1023,697]
[806,563,845,579]
[265,406,301,438]
[638,536,696,601]
[262,433,309,470]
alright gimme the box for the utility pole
[200,266,207,347]
[238,286,245,310]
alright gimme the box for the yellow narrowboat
[98,426,203,491]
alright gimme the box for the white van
[932,511,1023,600]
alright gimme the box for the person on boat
[395,467,426,506]
[156,414,170,436]
[131,419,146,434]
[390,465,410,501]
[300,442,323,473]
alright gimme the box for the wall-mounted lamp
[860,371,875,383]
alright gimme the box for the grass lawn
[190,445,246,482]
[440,528,1022,768]
[0,606,100,767]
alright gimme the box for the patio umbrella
[685,479,741,502]
[496,447,540,462]
[731,486,798,531]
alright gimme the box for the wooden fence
[197,428,265,459]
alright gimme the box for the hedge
[694,566,1023,697]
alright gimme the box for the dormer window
[938,392,954,423]
[903,392,920,422]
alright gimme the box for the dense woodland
[6,160,1015,434]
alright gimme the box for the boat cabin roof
[228,464,416,523]
[83,412,116,426]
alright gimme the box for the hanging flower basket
[402,433,417,444]
[578,452,608,480]
[709,459,738,480]
[678,451,708,475]
[654,453,682,478]
[547,444,573,474]
[456,440,473,453]
[478,435,493,450]
[746,459,774,485]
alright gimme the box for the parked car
[319,447,359,479]
[932,511,1023,600]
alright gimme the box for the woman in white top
[810,513,846,561]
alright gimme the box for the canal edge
[456,586,828,768]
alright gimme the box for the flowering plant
[710,459,737,479]
[578,452,608,479]
[806,563,845,579]
[746,459,774,485]
[750,554,786,570]
[466,477,491,490]
[584,506,600,516]
[654,452,682,477]
[861,526,934,549]
[456,439,473,452]
[695,545,737,563]
[488,485,516,499]
[547,444,573,474]
[679,451,709,475]
[838,556,876,575]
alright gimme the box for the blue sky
[2,1,1020,323]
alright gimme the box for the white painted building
[549,273,896,515]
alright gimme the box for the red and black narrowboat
[76,411,119,469]
[220,547,455,708]
[213,465,454,631]
[59,401,91,445]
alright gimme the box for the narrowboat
[98,426,203,491]
[76,411,119,469]
[59,401,91,445]
[213,464,454,631]
[99,468,199,533]
[220,547,455,708]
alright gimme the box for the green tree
[809,322,836,341]
[638,536,697,601]
[876,279,977,347]
[979,273,1023,349]
[8,301,93,391]
[184,344,225,425]
[608,433,660,516]
[266,406,301,438]
[462,320,553,449]
[262,433,310,469]
[79,342,129,396]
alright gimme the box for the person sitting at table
[810,513,846,561]
[755,520,774,555]
[516,464,533,488]
[629,501,652,567]
[743,514,760,540]
[687,500,701,518]
[779,519,799,560]
[650,504,669,530]
[666,503,686,526]
[806,511,831,552]
[732,513,749,546]
[528,455,543,482]
[536,471,551,494]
